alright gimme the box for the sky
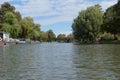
[0,0,117,35]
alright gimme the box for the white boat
[16,41,26,44]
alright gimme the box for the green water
[0,43,120,80]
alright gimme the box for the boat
[16,41,26,44]
[0,41,4,46]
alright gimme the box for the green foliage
[2,12,20,38]
[57,34,66,42]
[14,11,22,22]
[57,34,74,42]
[20,17,41,40]
[20,17,34,38]
[41,32,48,42]
[3,12,16,25]
[67,34,74,42]
[2,23,11,32]
[100,32,114,40]
[0,2,15,24]
[41,30,56,42]
[102,1,120,40]
[72,4,103,43]
[32,24,42,40]
[1,2,15,13]
[47,30,56,42]
[0,2,41,40]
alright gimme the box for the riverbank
[99,40,120,44]
[0,39,40,47]
[74,40,120,45]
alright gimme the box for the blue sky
[0,0,117,35]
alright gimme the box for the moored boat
[0,41,4,46]
[15,38,26,44]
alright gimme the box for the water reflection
[0,43,120,80]
[72,44,120,80]
[0,47,4,80]
[0,44,39,80]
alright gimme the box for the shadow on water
[0,43,120,80]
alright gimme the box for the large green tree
[0,2,22,32]
[72,4,103,43]
[0,2,41,40]
[0,2,15,25]
[20,17,41,40]
[102,0,120,40]
[30,24,41,40]
[2,12,20,38]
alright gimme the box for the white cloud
[59,31,72,36]
[100,0,117,11]
[0,0,12,4]
[12,0,93,25]
[1,0,118,25]
[36,16,73,25]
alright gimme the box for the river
[0,43,120,80]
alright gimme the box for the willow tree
[30,24,42,40]
[2,12,20,38]
[72,4,103,43]
[20,17,41,40]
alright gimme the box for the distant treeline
[72,0,120,43]
[41,30,74,42]
[0,2,73,42]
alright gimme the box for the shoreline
[74,40,120,45]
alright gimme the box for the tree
[0,2,22,32]
[2,12,20,38]
[57,34,66,42]
[66,34,74,42]
[41,32,48,42]
[30,24,41,40]
[0,2,41,40]
[14,11,22,22]
[20,17,34,38]
[0,9,3,29]
[0,2,15,25]
[1,2,15,13]
[47,30,56,42]
[2,23,11,32]
[102,1,120,40]
[20,17,41,40]
[72,4,103,43]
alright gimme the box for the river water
[0,43,120,80]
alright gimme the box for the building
[0,32,10,42]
